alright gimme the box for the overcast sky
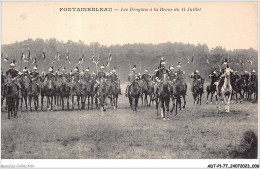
[2,1,258,50]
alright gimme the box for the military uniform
[97,71,107,81]
[169,71,177,81]
[60,73,69,83]
[71,72,80,82]
[209,72,218,85]
[250,73,257,82]
[83,72,92,83]
[190,71,202,93]
[45,72,55,81]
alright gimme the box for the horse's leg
[200,93,202,105]
[210,92,214,104]
[7,99,10,119]
[51,96,53,111]
[161,99,165,119]
[67,96,70,110]
[77,95,80,110]
[135,97,138,112]
[175,96,180,116]
[71,95,74,110]
[183,95,186,109]
[29,96,32,112]
[20,95,23,111]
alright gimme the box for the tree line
[1,38,257,82]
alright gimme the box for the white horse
[215,68,233,112]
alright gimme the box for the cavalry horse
[206,83,217,104]
[174,76,187,112]
[156,73,171,120]
[248,80,257,102]
[192,79,204,105]
[59,77,71,110]
[54,77,62,107]
[128,80,141,112]
[107,80,120,109]
[71,78,83,110]
[230,74,245,103]
[96,77,108,111]
[3,76,19,119]
[28,78,40,111]
[44,78,55,111]
[216,68,233,113]
[141,79,153,107]
[20,75,31,111]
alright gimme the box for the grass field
[1,83,258,159]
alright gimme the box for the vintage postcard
[1,1,258,168]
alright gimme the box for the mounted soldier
[83,67,92,84]
[6,62,19,83]
[97,64,107,81]
[249,69,257,82]
[30,66,40,89]
[175,62,185,84]
[109,67,122,94]
[125,65,140,97]
[154,60,170,92]
[189,69,203,93]
[60,67,69,84]
[242,70,250,86]
[216,60,233,94]
[209,70,218,86]
[45,67,55,81]
[71,67,81,83]
[20,67,30,80]
[168,66,176,81]
[141,69,151,85]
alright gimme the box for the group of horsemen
[2,58,257,103]
[2,62,122,97]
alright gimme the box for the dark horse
[20,76,30,111]
[156,77,171,120]
[174,79,187,113]
[248,80,257,102]
[71,80,83,110]
[60,81,71,110]
[231,75,245,103]
[192,79,204,105]
[45,79,55,111]
[206,83,217,104]
[4,79,19,119]
[96,78,108,111]
[128,80,141,112]
[141,80,153,107]
[107,81,120,109]
[28,79,40,111]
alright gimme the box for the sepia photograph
[1,1,258,168]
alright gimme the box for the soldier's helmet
[177,62,181,68]
[23,67,27,73]
[49,67,53,72]
[62,67,66,72]
[244,70,248,74]
[195,70,199,73]
[100,64,105,69]
[132,65,137,71]
[33,65,37,71]
[144,69,148,73]
[10,62,15,67]
[85,67,90,72]
[112,67,116,73]
[252,69,256,73]
[161,61,166,67]
[74,67,79,72]
[213,70,217,74]
[169,66,174,70]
